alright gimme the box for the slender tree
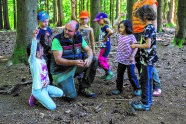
[57,0,63,26]
[173,0,186,46]
[53,0,57,24]
[167,0,174,23]
[11,0,37,64]
[0,0,3,29]
[157,0,163,32]
[13,0,16,29]
[3,0,10,30]
[90,0,100,42]
[173,0,177,24]
[71,0,76,20]
[126,0,134,20]
[116,0,119,18]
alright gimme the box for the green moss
[165,23,175,28]
[172,37,186,48]
[12,44,28,64]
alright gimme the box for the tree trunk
[11,0,37,64]
[71,0,76,20]
[116,0,119,19]
[57,0,63,26]
[0,0,3,29]
[90,0,100,43]
[3,0,10,30]
[163,0,168,23]
[120,0,123,13]
[13,0,16,29]
[167,0,174,23]
[157,0,163,33]
[86,0,89,12]
[173,0,177,24]
[126,0,134,20]
[110,0,112,22]
[53,0,57,24]
[174,0,186,46]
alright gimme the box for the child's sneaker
[105,71,113,80]
[112,89,121,95]
[153,88,161,97]
[29,95,35,107]
[134,89,142,96]
[131,100,150,111]
[99,74,107,79]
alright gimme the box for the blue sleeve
[145,26,153,38]
[29,39,38,64]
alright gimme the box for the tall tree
[53,0,57,24]
[167,0,174,23]
[71,0,76,20]
[57,0,63,26]
[11,0,37,64]
[90,0,100,43]
[126,0,134,20]
[0,0,3,29]
[116,0,119,18]
[173,0,186,46]
[173,0,177,24]
[13,0,16,29]
[2,0,10,30]
[157,0,163,32]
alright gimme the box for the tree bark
[0,0,3,29]
[126,0,134,20]
[11,0,37,64]
[174,0,186,46]
[57,0,63,26]
[173,0,177,24]
[116,0,119,19]
[3,0,10,30]
[167,0,174,23]
[71,0,76,20]
[53,0,57,24]
[157,0,163,33]
[90,0,100,44]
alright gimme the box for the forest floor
[0,28,186,124]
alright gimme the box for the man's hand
[75,59,85,67]
[83,57,92,67]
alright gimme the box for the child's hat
[79,10,90,18]
[93,12,108,21]
[37,12,49,22]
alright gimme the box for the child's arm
[29,29,40,63]
[113,12,125,32]
[89,28,96,55]
[104,28,113,41]
[131,38,151,49]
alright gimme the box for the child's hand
[131,43,137,49]
[119,12,125,17]
[33,29,40,39]
[104,37,108,42]
[129,55,134,63]
[42,81,49,87]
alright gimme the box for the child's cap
[37,12,49,22]
[79,10,90,18]
[93,12,108,21]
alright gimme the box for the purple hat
[37,12,50,22]
[93,12,108,21]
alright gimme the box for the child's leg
[127,64,140,90]
[98,48,110,71]
[32,88,57,110]
[47,85,63,97]
[116,63,126,91]
[140,64,153,105]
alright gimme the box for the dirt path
[0,30,186,124]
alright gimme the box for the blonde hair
[103,18,110,25]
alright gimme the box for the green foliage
[165,23,175,28]
[172,37,186,48]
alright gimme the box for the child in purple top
[94,12,114,80]
[112,20,141,96]
[28,29,63,110]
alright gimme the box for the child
[28,29,63,110]
[130,5,159,111]
[93,12,113,80]
[79,10,96,56]
[37,11,53,83]
[112,19,141,96]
